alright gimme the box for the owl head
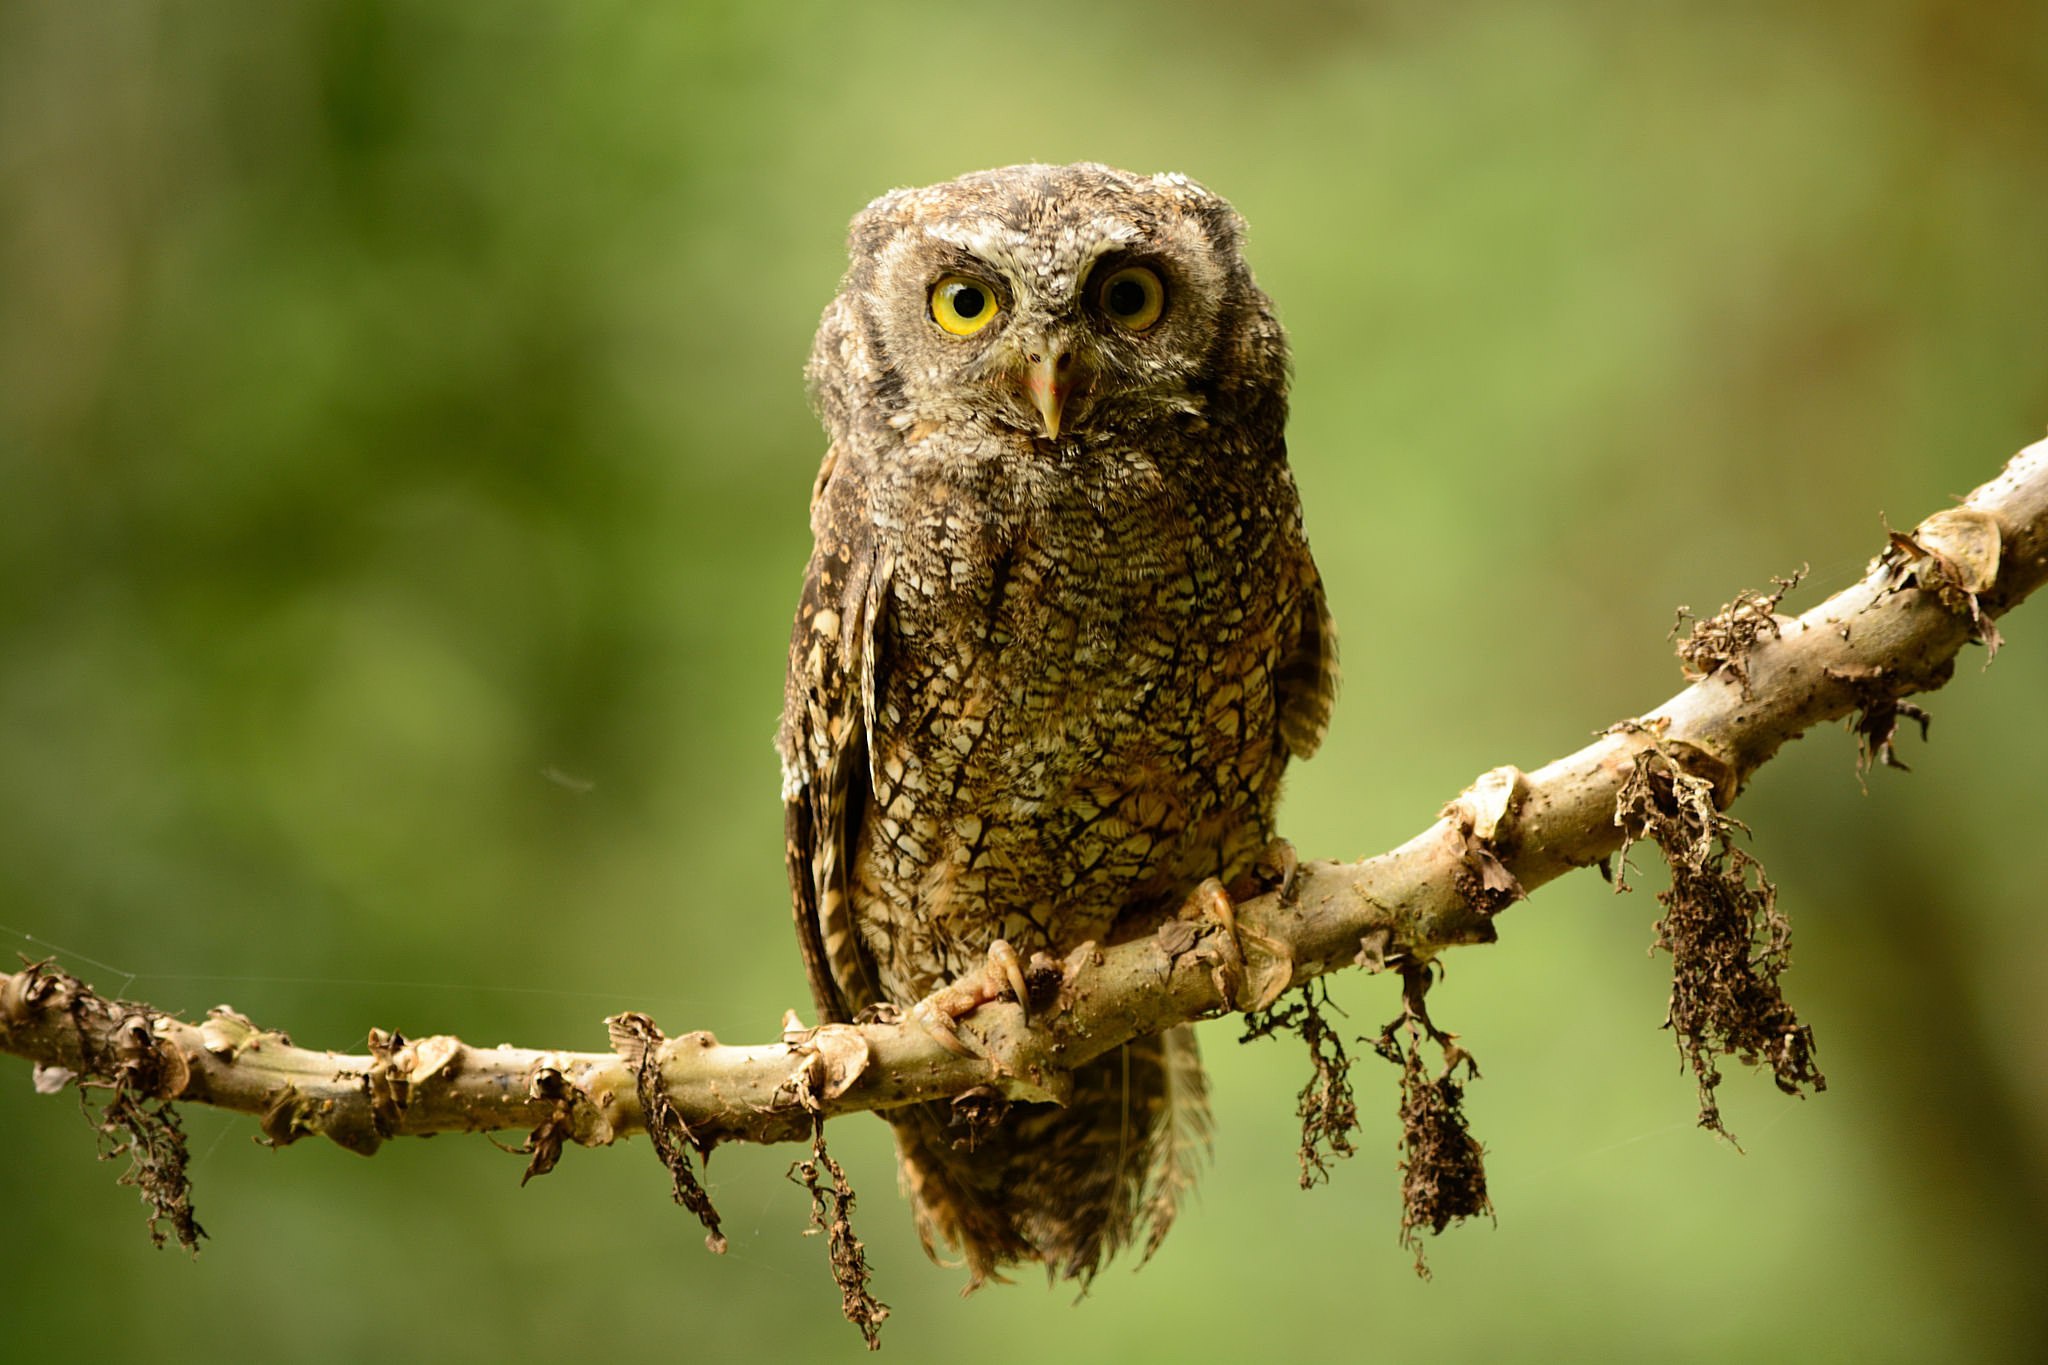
[812,163,1287,450]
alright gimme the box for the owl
[779,163,1335,1288]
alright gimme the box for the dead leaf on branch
[1440,766,1529,917]
[511,1060,614,1185]
[781,1010,872,1104]
[1877,508,2004,659]
[32,1062,76,1093]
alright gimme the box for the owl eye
[930,275,1000,336]
[1096,265,1166,331]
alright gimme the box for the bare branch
[4,437,2046,1167]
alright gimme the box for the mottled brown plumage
[779,163,1335,1288]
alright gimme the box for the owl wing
[779,445,890,1025]
[1276,548,1338,761]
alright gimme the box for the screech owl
[778,163,1336,1288]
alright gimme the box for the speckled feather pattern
[779,164,1335,1287]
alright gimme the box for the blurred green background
[3,1,2045,1360]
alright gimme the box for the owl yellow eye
[930,275,1000,336]
[1096,265,1165,331]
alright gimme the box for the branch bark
[5,437,2046,1163]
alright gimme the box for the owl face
[830,164,1280,447]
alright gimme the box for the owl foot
[912,939,1031,1059]
[1231,836,1300,904]
[1182,865,1297,1014]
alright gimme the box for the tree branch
[5,437,2045,1165]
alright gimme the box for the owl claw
[1228,837,1301,903]
[992,940,1031,1020]
[1182,873,1296,1013]
[1255,837,1299,901]
[1181,879,1245,1004]
[912,939,1030,1059]
[913,994,979,1058]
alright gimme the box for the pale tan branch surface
[5,438,2046,1159]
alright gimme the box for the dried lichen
[1242,962,1490,1274]
[791,1117,888,1349]
[1671,565,1808,695]
[778,1013,888,1346]
[609,1012,726,1253]
[1825,663,1935,777]
[0,965,208,1252]
[1241,980,1358,1187]
[1850,695,1933,774]
[1371,964,1489,1278]
[4,963,209,1252]
[91,1071,206,1252]
[1614,748,1826,1143]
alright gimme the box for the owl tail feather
[889,1025,1210,1291]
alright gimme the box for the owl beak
[1021,342,1081,440]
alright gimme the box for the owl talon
[1228,837,1300,902]
[1181,878,1245,1005]
[1182,875,1295,1012]
[1255,837,1299,901]
[989,939,1031,1022]
[912,939,1030,1058]
[914,992,980,1058]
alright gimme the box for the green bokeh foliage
[2,2,2044,1360]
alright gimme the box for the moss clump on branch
[790,1116,888,1349]
[1614,747,1826,1143]
[1671,565,1808,696]
[1372,965,1490,1277]
[7,962,205,1252]
[612,1011,727,1253]
[1241,981,1360,1187]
